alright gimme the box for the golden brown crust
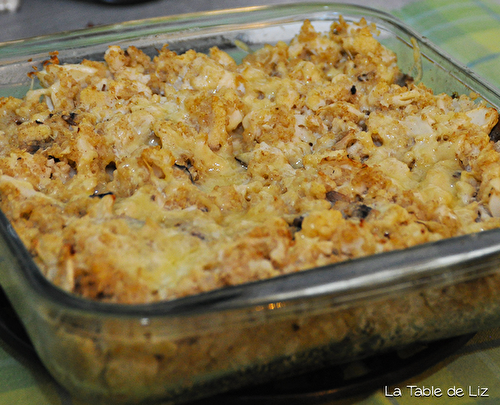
[0,18,499,303]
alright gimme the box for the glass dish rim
[0,3,391,48]
[2,2,500,318]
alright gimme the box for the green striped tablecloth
[3,0,500,404]
[395,0,500,90]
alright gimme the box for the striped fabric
[395,0,500,90]
[2,1,500,404]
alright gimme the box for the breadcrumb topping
[0,18,499,303]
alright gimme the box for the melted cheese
[0,18,499,303]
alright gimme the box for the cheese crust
[0,18,499,303]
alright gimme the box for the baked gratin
[0,18,499,304]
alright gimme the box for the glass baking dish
[2,3,500,404]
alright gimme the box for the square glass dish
[2,2,500,404]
